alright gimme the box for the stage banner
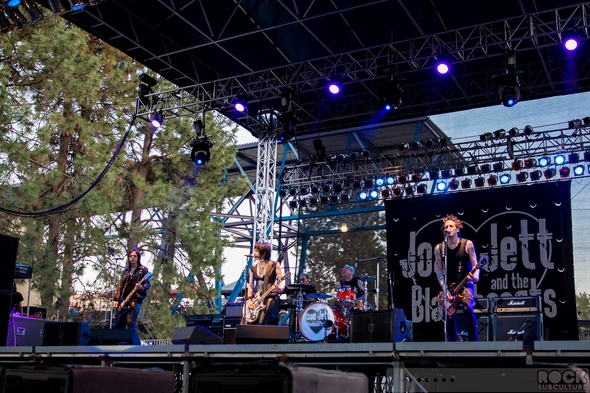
[385,181,577,342]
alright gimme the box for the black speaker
[0,234,18,292]
[493,313,542,348]
[89,328,140,345]
[0,294,12,346]
[350,309,410,343]
[456,314,492,341]
[43,322,91,346]
[172,325,223,345]
[235,324,289,344]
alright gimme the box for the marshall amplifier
[493,295,541,313]
[493,313,543,348]
[186,314,224,339]
[456,297,492,314]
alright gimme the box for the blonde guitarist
[113,248,151,331]
[434,214,480,342]
[246,242,285,325]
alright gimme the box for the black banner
[385,181,577,341]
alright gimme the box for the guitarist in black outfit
[246,242,285,325]
[113,248,151,330]
[434,214,480,342]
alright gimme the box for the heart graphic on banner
[305,310,327,334]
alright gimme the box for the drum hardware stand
[323,319,334,342]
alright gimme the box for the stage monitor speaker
[492,313,542,348]
[7,315,54,347]
[223,328,236,344]
[0,295,12,346]
[172,325,223,345]
[0,234,18,292]
[456,314,492,342]
[350,309,410,343]
[43,322,91,346]
[89,328,140,345]
[3,364,175,393]
[190,364,368,393]
[235,324,289,344]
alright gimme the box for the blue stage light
[499,174,511,184]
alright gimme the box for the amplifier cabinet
[186,314,224,338]
[493,295,541,313]
[456,314,492,342]
[350,309,410,343]
[492,313,542,348]
[456,297,492,314]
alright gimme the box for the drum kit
[283,274,376,343]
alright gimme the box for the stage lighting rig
[190,136,213,166]
[493,51,521,107]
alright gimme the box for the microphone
[245,254,254,257]
[444,230,451,237]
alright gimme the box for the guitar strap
[262,261,276,293]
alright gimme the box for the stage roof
[45,1,590,138]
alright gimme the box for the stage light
[435,180,448,192]
[339,223,348,232]
[554,154,566,165]
[398,143,409,151]
[568,119,583,129]
[448,179,459,190]
[364,179,373,188]
[5,6,25,28]
[492,162,504,172]
[69,0,88,11]
[362,150,371,159]
[440,169,452,179]
[375,178,385,187]
[299,186,308,196]
[289,200,298,210]
[493,129,506,138]
[461,179,472,189]
[341,193,350,202]
[322,184,331,193]
[467,166,477,175]
[480,164,491,174]
[289,188,297,197]
[516,172,529,182]
[352,180,361,190]
[328,80,341,95]
[336,154,348,163]
[411,141,421,149]
[349,152,359,161]
[299,199,307,208]
[500,86,520,107]
[309,197,318,206]
[325,154,336,164]
[424,139,434,147]
[454,168,464,176]
[569,152,580,164]
[369,189,380,199]
[416,183,427,194]
[7,0,21,6]
[439,138,448,146]
[150,111,163,129]
[538,157,550,167]
[330,194,339,204]
[411,174,422,183]
[234,98,247,112]
[380,80,403,111]
[320,196,329,204]
[480,132,493,142]
[530,170,542,181]
[392,186,403,197]
[560,167,571,178]
[20,0,42,21]
[398,175,408,184]
[487,175,498,186]
[544,168,556,179]
[278,111,297,141]
[279,189,288,198]
[499,174,511,184]
[562,29,580,51]
[585,151,590,162]
[311,185,320,195]
[381,189,390,199]
[333,183,343,193]
[474,177,485,187]
[428,170,439,180]
[509,127,519,136]
[523,125,534,135]
[525,158,537,169]
[386,176,395,185]
[574,165,585,176]
[435,56,451,75]
[512,160,522,170]
[404,185,414,195]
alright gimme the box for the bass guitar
[245,272,290,323]
[113,272,152,322]
[438,257,488,317]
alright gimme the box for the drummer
[299,273,318,302]
[336,264,366,308]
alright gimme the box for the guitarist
[246,242,285,325]
[113,248,151,330]
[434,214,480,342]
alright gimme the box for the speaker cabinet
[492,313,542,348]
[0,234,18,292]
[89,328,140,345]
[172,325,223,345]
[190,364,368,393]
[223,328,236,344]
[7,315,54,346]
[235,324,289,344]
[3,364,175,393]
[456,314,492,342]
[43,322,91,346]
[350,309,410,343]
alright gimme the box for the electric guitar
[245,272,290,323]
[113,272,152,321]
[438,257,488,317]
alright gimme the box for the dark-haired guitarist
[113,248,151,330]
[434,214,480,342]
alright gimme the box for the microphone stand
[443,233,449,343]
[388,272,394,309]
[508,319,530,342]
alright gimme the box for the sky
[221,91,590,295]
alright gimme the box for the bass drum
[298,302,335,342]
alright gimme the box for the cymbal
[284,284,315,293]
[359,275,376,280]
[306,292,333,299]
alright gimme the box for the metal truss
[253,133,278,245]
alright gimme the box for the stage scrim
[385,181,577,342]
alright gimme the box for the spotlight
[328,80,341,95]
[341,193,350,202]
[474,177,486,187]
[487,175,498,186]
[358,191,368,201]
[278,112,297,141]
[411,141,422,149]
[509,127,519,136]
[330,194,339,204]
[233,97,247,112]
[392,186,403,197]
[279,189,288,198]
[530,170,542,181]
[435,56,451,75]
[310,185,320,195]
[569,152,580,164]
[69,0,88,11]
[467,166,477,175]
[523,125,534,135]
[398,175,408,184]
[191,138,213,166]
[150,111,164,129]
[424,139,434,147]
[364,179,373,188]
[435,180,448,192]
[492,162,504,172]
[574,165,585,176]
[512,160,522,170]
[554,154,566,165]
[289,200,298,210]
[375,178,385,187]
[289,188,297,197]
[480,164,491,174]
[568,119,583,129]
[299,199,307,208]
[7,0,21,6]
[440,169,452,179]
[404,185,414,195]
[381,189,391,199]
[480,132,493,142]
[349,152,359,161]
[499,174,511,184]
[499,86,520,107]
[398,143,409,151]
[525,158,537,169]
[493,129,506,138]
[379,80,403,111]
[562,29,580,51]
[339,223,348,233]
[336,154,348,163]
[299,186,308,196]
[461,179,472,189]
[351,180,361,190]
[369,189,380,199]
[516,172,529,182]
[362,150,371,159]
[410,174,422,183]
[320,196,329,204]
[416,183,427,194]
[454,168,464,177]
[386,176,396,185]
[585,151,590,162]
[428,170,439,180]
[448,179,459,190]
[544,168,556,179]
[538,157,551,167]
[333,183,343,193]
[438,138,448,146]
[322,184,331,193]
[20,0,42,21]
[559,167,570,178]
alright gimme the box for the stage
[1,340,590,392]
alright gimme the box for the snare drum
[336,286,356,308]
[298,302,335,341]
